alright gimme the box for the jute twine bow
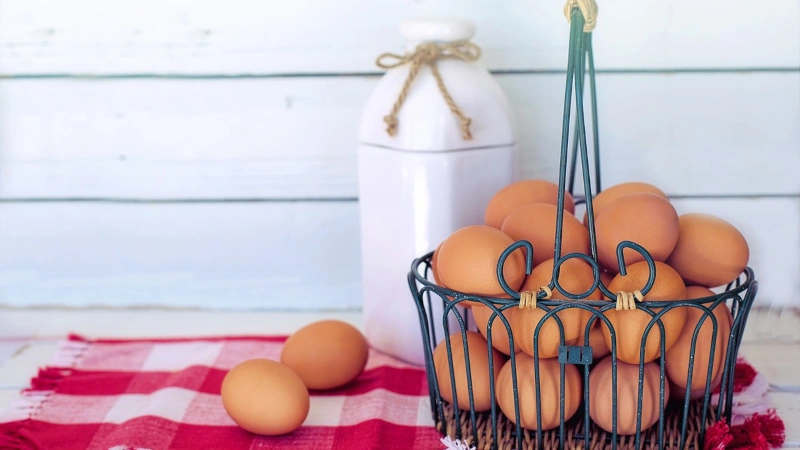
[519,286,552,310]
[375,41,481,140]
[564,0,598,32]
[615,290,644,311]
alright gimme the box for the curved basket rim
[410,250,755,308]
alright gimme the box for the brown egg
[496,353,582,430]
[472,303,520,356]
[431,244,443,285]
[438,226,526,298]
[583,182,667,226]
[595,193,679,273]
[666,213,750,288]
[589,356,668,435]
[221,359,309,435]
[501,203,589,267]
[281,320,368,390]
[485,180,576,229]
[602,261,687,364]
[515,258,600,359]
[666,286,732,400]
[579,271,614,359]
[433,331,505,412]
[577,320,611,360]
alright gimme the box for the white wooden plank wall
[0,1,797,309]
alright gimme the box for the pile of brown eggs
[430,180,749,435]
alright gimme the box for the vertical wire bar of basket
[582,318,591,449]
[557,8,582,230]
[724,278,758,422]
[409,274,442,425]
[569,21,602,264]
[555,13,585,267]
[422,259,438,347]
[567,32,601,198]
[657,312,668,450]
[559,315,567,450]
[586,32,601,194]
[717,281,748,421]
[610,325,619,450]
[456,307,480,444]
[698,302,721,447]
[441,309,462,440]
[510,347,524,450]
[486,309,499,450]
[533,321,544,448]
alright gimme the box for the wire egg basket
[407,5,757,450]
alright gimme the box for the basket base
[437,401,716,450]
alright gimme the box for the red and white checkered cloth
[0,335,443,450]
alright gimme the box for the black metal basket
[407,6,757,450]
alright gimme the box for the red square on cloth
[0,335,442,450]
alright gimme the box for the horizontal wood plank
[0,197,795,309]
[1,72,797,199]
[0,0,797,75]
[0,201,363,310]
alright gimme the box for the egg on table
[221,359,310,436]
[280,320,369,390]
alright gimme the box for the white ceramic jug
[357,18,518,365]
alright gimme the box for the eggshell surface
[431,244,443,285]
[602,261,687,364]
[437,226,526,298]
[665,286,732,400]
[595,193,679,273]
[221,359,309,436]
[433,331,505,412]
[472,303,520,355]
[583,182,667,226]
[501,203,589,267]
[485,180,575,229]
[281,320,368,390]
[496,353,582,430]
[666,213,749,288]
[589,357,668,435]
[515,258,600,358]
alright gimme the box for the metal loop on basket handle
[564,0,598,32]
[496,240,534,299]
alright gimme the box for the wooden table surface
[0,308,797,448]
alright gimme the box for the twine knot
[564,0,598,32]
[518,286,551,310]
[615,290,644,311]
[375,41,481,140]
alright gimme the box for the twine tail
[429,62,473,140]
[384,59,423,137]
